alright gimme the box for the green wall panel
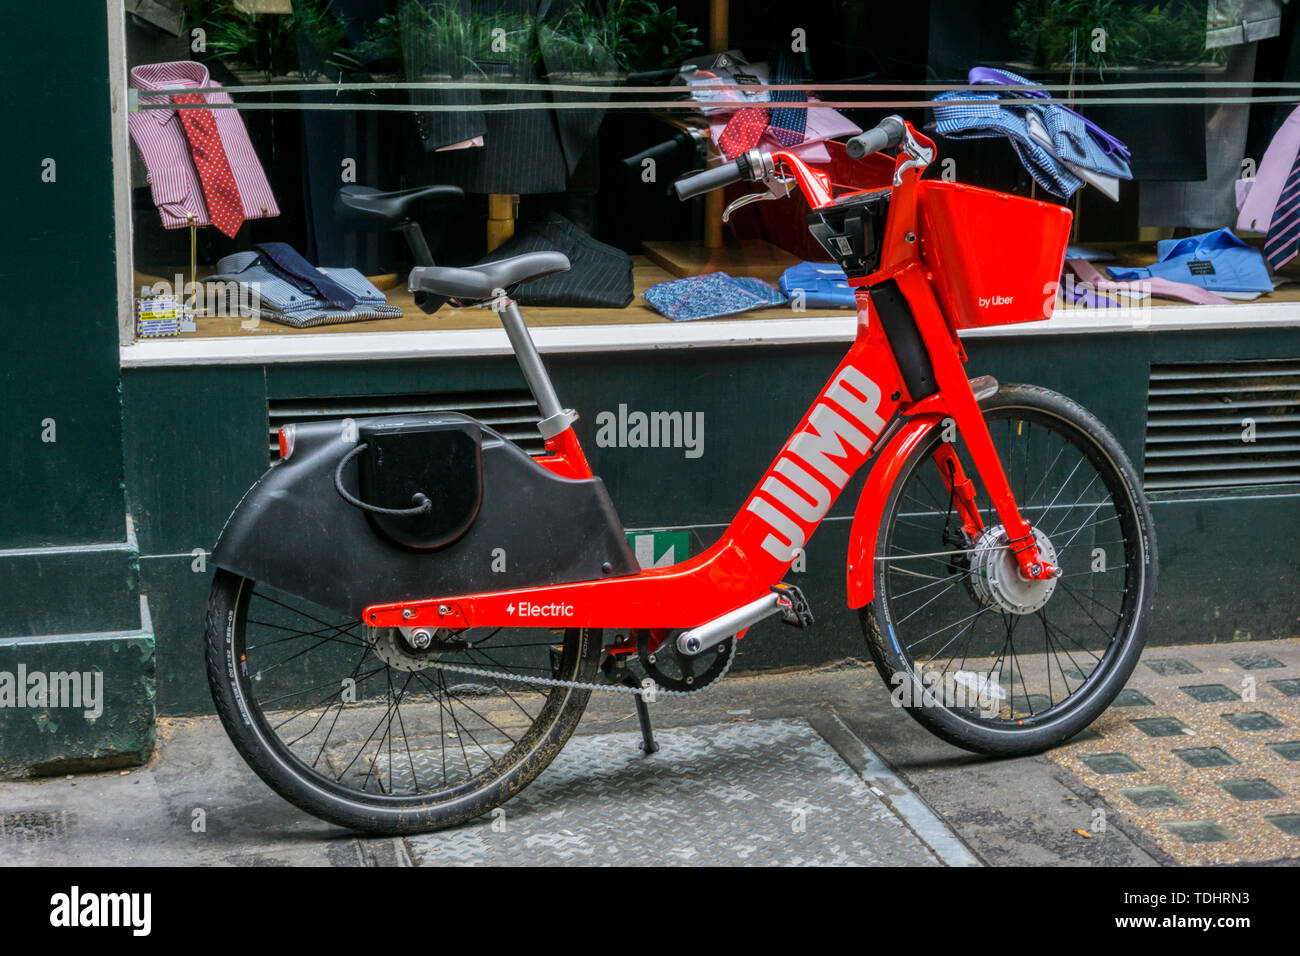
[122,326,1298,715]
[0,543,140,639]
[0,0,125,547]
[0,626,156,777]
[1150,488,1300,642]
[137,556,216,715]
[122,366,268,556]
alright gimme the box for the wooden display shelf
[133,241,1300,341]
[143,255,797,339]
[641,237,801,282]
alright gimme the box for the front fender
[846,414,944,608]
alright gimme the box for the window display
[119,0,1300,344]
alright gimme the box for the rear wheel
[205,569,599,833]
[862,384,1156,756]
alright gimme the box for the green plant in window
[183,0,699,81]
[387,2,538,78]
[186,0,359,77]
[360,1,700,80]
[1010,0,1218,74]
[586,0,702,75]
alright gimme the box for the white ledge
[120,301,1300,368]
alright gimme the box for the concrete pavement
[0,654,1207,866]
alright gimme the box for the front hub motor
[967,525,1059,615]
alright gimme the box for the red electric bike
[205,117,1156,834]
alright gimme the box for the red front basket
[917,182,1073,331]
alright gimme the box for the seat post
[399,221,435,267]
[495,295,578,439]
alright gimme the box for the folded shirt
[778,262,856,308]
[475,211,633,309]
[933,69,1132,199]
[209,251,401,328]
[1105,229,1272,294]
[932,90,1083,198]
[968,67,1131,167]
[643,272,786,321]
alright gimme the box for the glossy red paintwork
[366,122,1070,635]
[535,425,593,480]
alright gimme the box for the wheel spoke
[224,580,594,812]
[876,399,1145,732]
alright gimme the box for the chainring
[632,628,736,693]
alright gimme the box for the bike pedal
[771,583,814,628]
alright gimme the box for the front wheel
[862,383,1157,756]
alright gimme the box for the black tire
[861,383,1157,756]
[205,569,599,834]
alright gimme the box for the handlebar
[624,131,697,177]
[672,115,911,202]
[672,157,747,200]
[845,115,907,160]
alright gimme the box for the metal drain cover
[0,809,75,845]
[401,718,952,866]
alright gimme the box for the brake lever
[721,149,795,222]
[893,124,935,187]
[721,175,792,222]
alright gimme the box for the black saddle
[409,252,571,312]
[334,185,464,230]
[335,185,465,267]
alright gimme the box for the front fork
[891,267,1057,583]
[931,421,1058,581]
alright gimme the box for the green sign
[627,530,690,569]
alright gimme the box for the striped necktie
[1264,150,1300,270]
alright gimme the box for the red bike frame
[366,122,1068,641]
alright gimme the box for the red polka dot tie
[172,93,245,238]
[719,106,771,160]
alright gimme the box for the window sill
[119,298,1300,368]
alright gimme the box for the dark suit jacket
[405,0,612,193]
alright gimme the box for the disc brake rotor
[367,626,464,672]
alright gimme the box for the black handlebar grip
[846,115,907,160]
[622,132,693,175]
[673,160,745,201]
[626,65,687,84]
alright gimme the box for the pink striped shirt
[129,61,279,230]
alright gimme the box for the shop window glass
[120,1,1300,341]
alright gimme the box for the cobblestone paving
[402,718,948,866]
[1049,637,1300,864]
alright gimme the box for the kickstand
[622,677,659,755]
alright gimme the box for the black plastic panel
[806,189,890,278]
[212,415,640,618]
[869,279,939,401]
[358,415,483,550]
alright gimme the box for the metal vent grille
[1144,359,1300,492]
[267,389,544,462]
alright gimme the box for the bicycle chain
[425,636,738,700]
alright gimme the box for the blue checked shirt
[931,90,1083,198]
[210,251,401,327]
